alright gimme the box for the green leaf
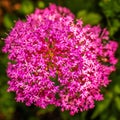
[114,84,120,94]
[77,10,101,25]
[37,1,45,9]
[20,0,34,14]
[36,105,55,115]
[109,115,117,120]
[99,0,120,17]
[3,14,14,29]
[109,19,120,36]
[61,111,70,120]
[91,92,113,119]
[77,10,87,19]
[114,96,120,111]
[0,86,15,120]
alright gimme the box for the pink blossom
[2,4,118,115]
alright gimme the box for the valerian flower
[2,4,118,115]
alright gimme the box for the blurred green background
[0,0,120,120]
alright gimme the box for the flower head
[2,4,118,115]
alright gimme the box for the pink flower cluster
[3,4,118,115]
